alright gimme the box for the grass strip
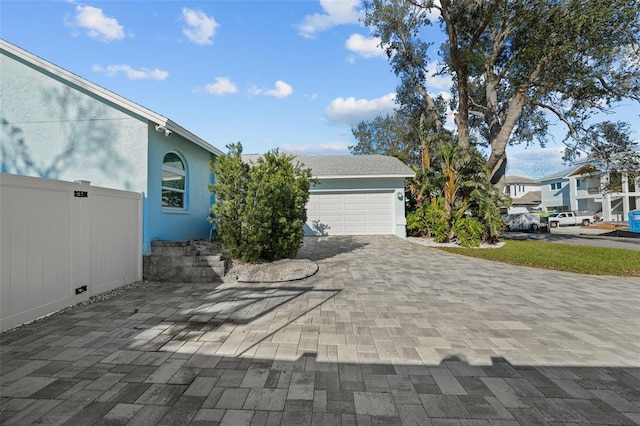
[437,240,640,277]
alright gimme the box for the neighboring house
[504,175,541,213]
[540,161,640,221]
[244,154,415,238]
[1,39,223,254]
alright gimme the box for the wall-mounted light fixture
[396,192,404,200]
[155,124,172,137]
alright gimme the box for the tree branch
[469,110,485,120]
[534,102,576,139]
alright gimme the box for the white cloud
[250,81,294,98]
[66,5,125,42]
[204,77,238,95]
[425,61,453,90]
[265,80,294,98]
[345,34,385,58]
[507,146,566,180]
[279,141,351,155]
[296,0,361,39]
[325,93,396,125]
[426,0,442,21]
[182,8,218,45]
[248,84,263,96]
[91,64,168,80]
[434,91,456,130]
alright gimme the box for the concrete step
[144,240,226,282]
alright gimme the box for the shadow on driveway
[2,300,639,425]
[296,236,369,261]
[1,236,639,424]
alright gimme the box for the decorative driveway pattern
[1,235,639,425]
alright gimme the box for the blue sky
[2,0,638,179]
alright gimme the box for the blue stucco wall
[145,127,216,252]
[2,47,219,254]
[1,51,148,192]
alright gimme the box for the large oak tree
[363,0,640,187]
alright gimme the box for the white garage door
[305,191,394,236]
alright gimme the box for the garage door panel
[305,191,394,236]
[344,203,366,210]
[345,192,364,198]
[318,194,342,201]
[319,203,343,211]
[318,214,342,221]
[368,193,390,200]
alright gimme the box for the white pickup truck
[546,212,596,228]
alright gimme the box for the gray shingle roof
[243,154,415,178]
[539,164,585,182]
[511,190,542,205]
[506,175,539,185]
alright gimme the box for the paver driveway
[1,236,639,425]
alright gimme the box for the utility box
[629,209,640,233]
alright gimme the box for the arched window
[162,152,186,209]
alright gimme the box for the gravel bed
[225,258,319,283]
[407,236,505,249]
[193,240,320,283]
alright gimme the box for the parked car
[543,211,596,228]
[502,213,544,232]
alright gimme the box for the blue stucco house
[1,39,223,254]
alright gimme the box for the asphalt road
[502,226,640,251]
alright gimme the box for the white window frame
[162,151,187,211]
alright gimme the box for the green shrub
[408,196,483,247]
[407,208,428,237]
[208,143,249,260]
[430,217,450,243]
[209,143,312,262]
[407,197,447,238]
[243,151,312,261]
[451,216,483,247]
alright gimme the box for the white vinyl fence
[1,174,142,332]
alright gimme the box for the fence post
[69,180,91,299]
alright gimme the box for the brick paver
[1,236,639,424]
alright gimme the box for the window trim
[162,151,188,211]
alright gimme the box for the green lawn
[437,240,640,277]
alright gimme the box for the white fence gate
[1,174,143,332]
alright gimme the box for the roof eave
[165,120,223,157]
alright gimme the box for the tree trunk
[441,0,470,149]
[487,106,522,190]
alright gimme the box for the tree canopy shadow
[166,286,341,327]
[1,84,134,189]
[296,235,369,262]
